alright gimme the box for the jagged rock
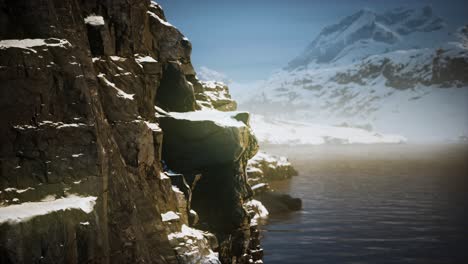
[233,112,250,124]
[432,45,468,86]
[158,110,259,263]
[250,183,270,194]
[195,81,237,111]
[246,152,302,215]
[331,44,468,89]
[244,199,269,223]
[157,61,198,112]
[167,225,221,264]
[165,171,195,225]
[190,209,200,226]
[255,192,302,214]
[0,0,235,263]
[159,111,258,171]
[247,152,298,184]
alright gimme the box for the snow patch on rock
[98,73,135,100]
[0,195,97,224]
[147,11,175,28]
[84,15,105,26]
[13,121,89,131]
[159,172,169,180]
[0,38,71,53]
[168,224,221,264]
[168,110,246,128]
[144,121,161,132]
[161,211,180,222]
[172,185,183,194]
[3,187,35,194]
[245,199,269,223]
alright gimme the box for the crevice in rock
[156,62,197,112]
[86,25,104,57]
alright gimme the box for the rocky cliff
[0,1,260,263]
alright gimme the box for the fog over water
[259,144,468,264]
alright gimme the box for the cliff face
[0,1,258,263]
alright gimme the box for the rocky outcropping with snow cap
[195,81,237,111]
[247,152,298,185]
[246,152,302,215]
[157,108,260,263]
[0,1,260,263]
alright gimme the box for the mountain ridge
[286,6,446,70]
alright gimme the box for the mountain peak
[355,8,376,19]
[286,6,445,70]
[377,5,443,35]
[319,8,377,39]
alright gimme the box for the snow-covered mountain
[286,6,446,69]
[238,6,468,143]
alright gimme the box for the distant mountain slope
[238,7,468,142]
[287,6,446,69]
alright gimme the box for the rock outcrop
[0,1,259,263]
[157,109,259,263]
[254,192,302,215]
[247,152,298,185]
[195,81,237,111]
[332,44,468,89]
[246,152,302,215]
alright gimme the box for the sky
[156,0,468,82]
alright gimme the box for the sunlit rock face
[195,81,238,111]
[246,152,302,215]
[0,0,251,263]
[158,110,259,263]
[247,152,298,185]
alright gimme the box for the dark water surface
[260,144,468,264]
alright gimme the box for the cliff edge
[0,1,261,263]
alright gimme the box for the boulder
[255,192,302,214]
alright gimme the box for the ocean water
[259,144,468,264]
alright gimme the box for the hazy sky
[157,0,468,82]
